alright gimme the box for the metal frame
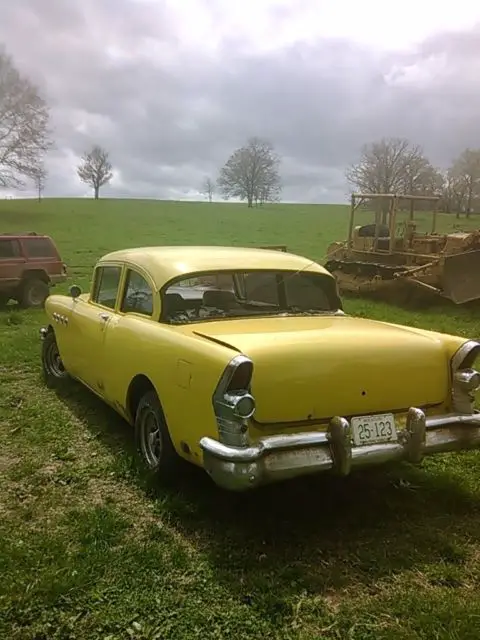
[347,193,441,254]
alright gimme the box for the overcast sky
[1,0,480,203]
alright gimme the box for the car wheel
[134,390,182,481]
[21,278,50,308]
[41,330,69,388]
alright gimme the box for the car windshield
[161,270,342,324]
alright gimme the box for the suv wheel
[20,278,50,308]
[41,331,69,388]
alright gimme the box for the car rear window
[22,237,58,258]
[162,269,342,324]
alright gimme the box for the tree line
[0,45,283,204]
[2,43,480,214]
[345,137,480,217]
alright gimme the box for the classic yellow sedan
[40,245,480,491]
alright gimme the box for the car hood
[191,315,452,425]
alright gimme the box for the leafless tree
[346,137,439,194]
[439,169,466,216]
[32,163,47,202]
[0,48,52,189]
[77,145,113,199]
[255,177,282,206]
[200,176,215,202]
[346,137,441,220]
[449,148,480,217]
[217,137,282,207]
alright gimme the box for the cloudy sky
[1,0,480,203]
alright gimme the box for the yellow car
[40,245,480,491]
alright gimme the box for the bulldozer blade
[443,250,480,304]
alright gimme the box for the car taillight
[451,340,480,413]
[226,359,253,392]
[212,355,256,447]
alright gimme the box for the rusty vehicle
[0,232,67,308]
[324,193,480,305]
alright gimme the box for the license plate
[350,413,398,446]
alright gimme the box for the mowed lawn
[2,198,480,639]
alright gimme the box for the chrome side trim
[200,409,480,491]
[52,312,69,326]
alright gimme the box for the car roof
[0,233,52,239]
[98,245,331,288]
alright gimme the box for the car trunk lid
[192,315,449,424]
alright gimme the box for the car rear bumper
[199,408,480,491]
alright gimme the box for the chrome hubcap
[141,409,162,467]
[46,342,65,377]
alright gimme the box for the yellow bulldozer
[324,193,480,305]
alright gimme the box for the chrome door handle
[99,312,110,321]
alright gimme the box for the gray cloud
[1,1,480,202]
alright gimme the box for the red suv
[0,233,67,308]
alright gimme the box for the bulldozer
[324,192,480,306]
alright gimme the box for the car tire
[41,330,69,388]
[20,278,50,308]
[134,389,183,481]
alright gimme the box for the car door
[101,266,157,405]
[72,263,123,394]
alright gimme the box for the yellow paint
[44,245,472,467]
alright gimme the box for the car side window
[92,266,122,309]
[22,238,57,258]
[120,269,154,316]
[0,239,21,259]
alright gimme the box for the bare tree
[0,48,52,189]
[256,176,282,206]
[32,163,47,202]
[218,137,282,207]
[439,169,467,216]
[200,176,215,202]
[449,148,480,217]
[77,145,113,199]
[346,137,437,194]
[346,137,440,220]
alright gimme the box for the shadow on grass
[54,378,480,605]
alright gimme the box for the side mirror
[70,284,82,299]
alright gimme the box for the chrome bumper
[200,408,480,491]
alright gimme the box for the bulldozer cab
[347,193,442,258]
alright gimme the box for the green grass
[2,198,480,639]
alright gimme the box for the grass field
[2,198,480,639]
